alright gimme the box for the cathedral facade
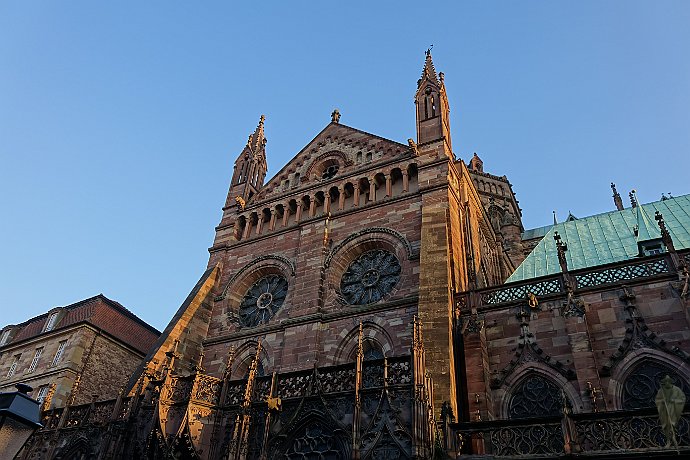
[18,52,690,459]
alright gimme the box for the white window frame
[28,347,43,373]
[36,385,49,403]
[0,329,10,346]
[51,340,67,366]
[44,312,59,332]
[6,354,21,378]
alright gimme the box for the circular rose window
[340,250,401,305]
[238,275,288,327]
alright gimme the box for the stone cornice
[203,295,419,346]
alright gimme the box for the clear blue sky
[1,2,689,331]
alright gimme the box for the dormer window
[639,241,665,256]
[44,312,60,332]
[0,329,11,346]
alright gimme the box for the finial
[426,45,433,57]
[553,211,558,225]
[259,114,265,126]
[554,231,569,273]
[331,109,341,123]
[629,190,638,208]
[611,182,624,211]
[655,211,675,252]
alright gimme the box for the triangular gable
[125,264,222,395]
[251,122,412,204]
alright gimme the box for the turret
[415,50,452,152]
[224,115,268,208]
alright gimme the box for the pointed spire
[629,190,638,208]
[633,195,661,243]
[418,48,440,88]
[553,211,558,225]
[611,182,624,211]
[247,114,266,154]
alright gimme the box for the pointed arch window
[622,360,690,410]
[508,374,564,419]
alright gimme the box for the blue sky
[1,2,689,330]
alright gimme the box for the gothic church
[20,51,690,459]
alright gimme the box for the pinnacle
[418,49,440,88]
[247,114,267,153]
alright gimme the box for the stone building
[0,294,159,410]
[17,51,690,459]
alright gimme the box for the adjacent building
[0,294,160,410]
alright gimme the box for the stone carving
[656,375,687,448]
[235,195,246,211]
[219,253,295,299]
[325,227,414,268]
[407,138,418,155]
[339,250,401,305]
[331,108,341,123]
[239,275,288,327]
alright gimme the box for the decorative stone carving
[339,250,401,305]
[239,275,288,327]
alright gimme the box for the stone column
[324,192,331,215]
[369,178,376,202]
[402,170,409,193]
[353,185,360,207]
[309,195,316,217]
[295,202,303,223]
[338,186,345,210]
[242,217,252,239]
[256,214,264,235]
[282,206,290,227]
[269,209,277,231]
[385,174,392,198]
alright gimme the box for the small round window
[340,250,401,305]
[238,275,288,327]
[321,164,339,180]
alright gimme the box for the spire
[414,49,453,151]
[633,196,661,243]
[611,182,624,211]
[418,48,440,88]
[469,153,483,172]
[629,190,638,208]
[247,115,266,154]
[553,211,558,225]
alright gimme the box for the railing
[452,408,690,457]
[457,252,686,310]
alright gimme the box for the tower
[415,49,452,152]
[225,115,268,207]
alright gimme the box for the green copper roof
[507,194,690,282]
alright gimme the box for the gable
[251,122,412,204]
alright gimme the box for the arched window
[508,374,564,419]
[622,360,690,410]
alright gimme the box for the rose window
[238,275,288,328]
[321,164,339,180]
[340,250,401,305]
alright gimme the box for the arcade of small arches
[234,163,418,241]
[472,177,507,197]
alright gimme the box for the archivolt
[325,227,414,268]
[220,254,295,299]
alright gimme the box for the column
[385,174,392,198]
[338,186,345,210]
[369,178,376,202]
[269,209,277,231]
[402,170,409,193]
